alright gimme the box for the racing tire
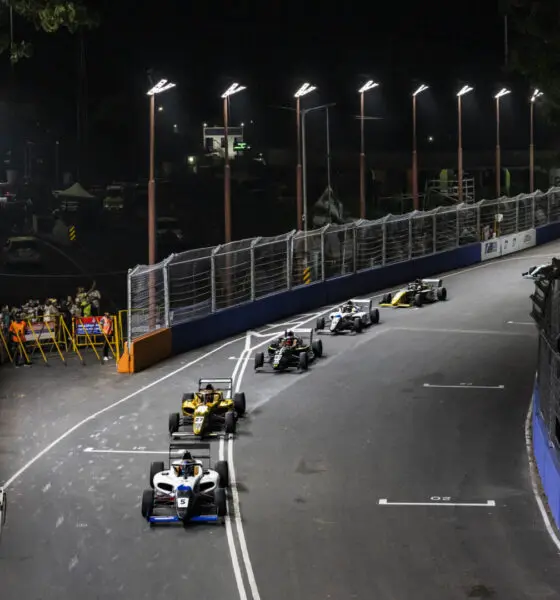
[370,308,380,324]
[414,293,423,307]
[181,392,194,402]
[437,287,447,301]
[150,461,165,488]
[316,317,325,331]
[225,411,236,435]
[312,339,323,358]
[168,412,180,434]
[353,317,362,333]
[0,490,6,527]
[215,460,229,488]
[254,352,264,370]
[141,489,154,519]
[215,488,227,518]
[298,352,309,371]
[234,392,246,416]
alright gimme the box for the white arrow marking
[378,499,496,507]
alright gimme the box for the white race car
[141,442,228,526]
[315,298,380,334]
[522,264,553,281]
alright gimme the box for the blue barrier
[171,243,481,355]
[536,222,560,246]
[532,382,560,527]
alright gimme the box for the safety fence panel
[355,218,384,272]
[168,247,213,325]
[324,224,355,279]
[383,215,411,265]
[457,204,479,246]
[129,263,167,340]
[410,213,434,258]
[550,188,560,224]
[253,233,291,300]
[517,194,535,232]
[433,206,459,252]
[214,239,253,310]
[292,229,324,286]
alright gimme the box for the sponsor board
[481,239,501,262]
[501,228,536,256]
[74,316,102,336]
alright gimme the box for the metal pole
[148,93,156,264]
[302,110,308,258]
[496,97,501,198]
[458,96,463,203]
[163,258,170,328]
[412,94,419,210]
[127,268,133,348]
[530,101,535,193]
[359,91,366,219]
[224,97,232,243]
[326,106,332,222]
[296,97,302,230]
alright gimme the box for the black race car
[254,328,323,372]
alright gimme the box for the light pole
[530,89,543,193]
[221,83,246,244]
[411,84,428,210]
[146,78,176,265]
[456,85,473,203]
[495,87,511,197]
[294,83,316,230]
[358,80,379,219]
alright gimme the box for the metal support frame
[249,238,260,301]
[210,246,221,313]
[162,255,172,328]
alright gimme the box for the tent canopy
[54,182,95,199]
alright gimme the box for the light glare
[359,80,379,93]
[222,83,246,98]
[147,79,176,96]
[294,83,317,98]
[531,89,543,102]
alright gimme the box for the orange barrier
[117,328,172,374]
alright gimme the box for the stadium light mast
[494,87,511,197]
[358,80,379,218]
[412,84,428,210]
[456,85,473,203]
[294,83,316,230]
[530,89,543,193]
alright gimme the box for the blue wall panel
[171,243,481,355]
[536,223,560,246]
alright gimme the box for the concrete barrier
[171,243,481,355]
[536,222,560,246]
[118,328,172,373]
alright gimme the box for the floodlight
[495,88,511,99]
[222,83,246,98]
[294,83,316,98]
[359,80,379,93]
[457,85,473,97]
[531,89,543,102]
[147,79,176,96]
[413,84,428,96]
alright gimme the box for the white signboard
[481,239,501,262]
[501,228,536,256]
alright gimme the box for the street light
[221,83,246,243]
[530,89,543,192]
[146,78,176,265]
[456,85,473,202]
[412,84,428,210]
[494,87,510,197]
[294,83,316,230]
[358,80,379,219]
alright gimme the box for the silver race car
[315,298,380,334]
[141,442,228,527]
[522,264,553,281]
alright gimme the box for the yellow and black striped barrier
[303,267,311,284]
[69,225,76,242]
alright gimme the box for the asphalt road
[1,243,560,599]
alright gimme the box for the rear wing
[421,278,443,288]
[293,327,313,343]
[349,298,372,312]
[198,378,233,395]
[169,441,211,464]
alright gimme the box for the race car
[379,278,447,308]
[168,378,246,439]
[522,264,554,281]
[141,442,228,526]
[315,298,380,334]
[0,486,6,540]
[254,328,323,372]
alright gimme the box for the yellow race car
[168,378,246,438]
[379,278,447,308]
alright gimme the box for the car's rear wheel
[234,392,246,416]
[254,352,264,370]
[141,489,154,519]
[215,460,229,488]
[168,412,180,434]
[437,287,447,301]
[414,293,423,307]
[150,461,165,488]
[312,339,323,357]
[316,317,325,330]
[370,308,380,324]
[353,317,362,332]
[225,411,236,434]
[298,352,309,371]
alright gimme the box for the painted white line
[378,499,496,507]
[507,321,534,326]
[423,383,505,390]
[525,393,560,553]
[394,326,534,337]
[221,436,248,600]
[83,448,168,454]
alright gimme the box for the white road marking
[394,326,534,337]
[507,321,534,325]
[83,448,168,454]
[423,383,505,390]
[525,391,560,552]
[378,499,496,507]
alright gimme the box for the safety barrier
[0,314,120,367]
[117,328,172,374]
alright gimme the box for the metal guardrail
[128,187,560,345]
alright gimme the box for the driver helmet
[173,460,196,478]
[201,384,214,402]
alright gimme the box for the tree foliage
[0,1,98,62]
[505,0,560,119]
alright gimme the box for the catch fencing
[128,187,560,344]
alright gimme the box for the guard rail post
[249,238,260,302]
[432,213,437,254]
[407,215,413,260]
[126,267,134,347]
[455,205,460,247]
[162,255,172,328]
[352,224,357,273]
[381,219,387,265]
[210,245,221,313]
[286,231,295,290]
[320,226,327,281]
[531,194,536,229]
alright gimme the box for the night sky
[0,1,542,178]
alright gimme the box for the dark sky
[0,1,541,176]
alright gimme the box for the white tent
[53,182,96,211]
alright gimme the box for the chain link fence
[127,187,560,344]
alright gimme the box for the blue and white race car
[315,298,379,334]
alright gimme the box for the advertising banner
[501,228,536,256]
[24,322,55,342]
[481,238,501,262]
[75,317,102,336]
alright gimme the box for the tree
[0,1,98,62]
[505,0,560,120]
